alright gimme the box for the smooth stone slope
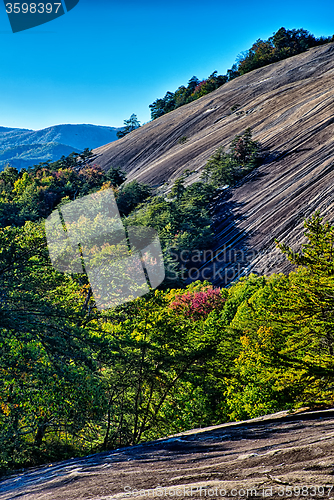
[92,43,334,281]
[1,409,334,500]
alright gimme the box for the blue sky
[0,0,333,130]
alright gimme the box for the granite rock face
[93,43,334,282]
[1,409,334,500]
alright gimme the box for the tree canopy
[116,114,141,139]
[148,28,333,119]
[1,160,334,471]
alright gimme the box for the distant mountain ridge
[0,123,120,171]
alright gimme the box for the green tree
[117,114,141,139]
[224,214,334,419]
[237,27,333,75]
[116,180,152,216]
[0,222,106,470]
[202,128,261,187]
[97,283,227,447]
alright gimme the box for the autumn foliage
[170,286,225,320]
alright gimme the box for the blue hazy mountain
[0,124,120,171]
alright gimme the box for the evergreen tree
[117,114,141,139]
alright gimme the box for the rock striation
[92,43,334,282]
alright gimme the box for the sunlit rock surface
[93,43,334,282]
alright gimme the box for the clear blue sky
[0,0,333,130]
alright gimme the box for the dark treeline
[149,72,228,120]
[0,151,153,226]
[149,27,334,120]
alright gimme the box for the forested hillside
[0,138,333,473]
[92,39,334,283]
[1,29,334,475]
[0,124,120,171]
[148,27,334,119]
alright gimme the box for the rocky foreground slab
[1,409,334,500]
